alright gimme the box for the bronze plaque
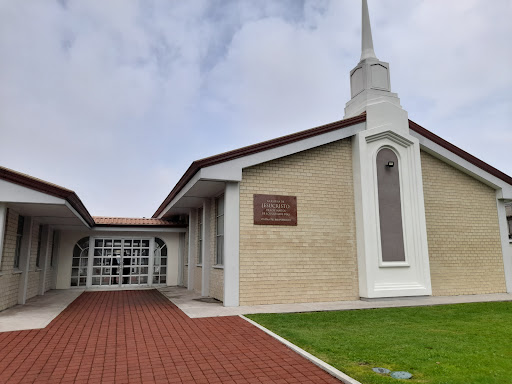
[253,194,297,226]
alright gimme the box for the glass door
[91,238,150,287]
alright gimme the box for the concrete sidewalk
[0,289,84,332]
[158,286,512,318]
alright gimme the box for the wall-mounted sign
[253,194,297,226]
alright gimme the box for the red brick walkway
[0,290,341,383]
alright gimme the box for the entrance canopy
[0,166,93,230]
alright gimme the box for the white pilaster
[18,216,33,305]
[0,203,7,268]
[223,182,240,306]
[187,209,196,290]
[497,197,512,293]
[201,199,211,297]
[38,225,51,295]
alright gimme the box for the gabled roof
[152,113,367,217]
[0,166,95,227]
[93,216,185,227]
[153,116,512,218]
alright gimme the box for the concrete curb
[240,315,362,384]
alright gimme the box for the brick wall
[0,209,21,311]
[239,139,358,305]
[421,150,506,295]
[208,198,223,302]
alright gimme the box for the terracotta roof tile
[93,216,183,227]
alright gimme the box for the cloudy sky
[1,0,511,217]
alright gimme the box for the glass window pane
[92,277,100,285]
[93,267,101,275]
[153,276,159,284]
[140,267,148,275]
[217,196,224,215]
[70,278,78,286]
[94,249,102,257]
[95,239,103,248]
[72,258,80,266]
[113,239,121,247]
[160,276,166,284]
[142,240,149,248]
[217,216,224,236]
[71,268,78,277]
[140,276,148,284]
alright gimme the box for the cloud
[0,0,510,217]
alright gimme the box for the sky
[1,0,511,218]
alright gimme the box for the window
[36,225,43,268]
[215,195,224,265]
[153,238,167,284]
[71,237,89,287]
[198,208,203,265]
[0,208,8,270]
[50,231,58,267]
[14,215,24,269]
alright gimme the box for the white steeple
[361,0,377,61]
[344,0,403,120]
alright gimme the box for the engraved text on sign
[253,194,297,226]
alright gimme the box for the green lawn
[247,302,512,384]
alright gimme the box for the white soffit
[0,179,65,205]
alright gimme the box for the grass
[247,302,512,384]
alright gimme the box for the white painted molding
[497,197,512,293]
[240,315,362,384]
[38,225,51,295]
[0,203,7,268]
[18,217,33,305]
[201,199,211,297]
[157,122,364,217]
[410,130,512,198]
[353,122,432,298]
[187,209,196,291]
[92,227,186,233]
[224,182,240,306]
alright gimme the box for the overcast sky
[1,0,511,217]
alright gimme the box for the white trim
[92,227,186,233]
[37,225,51,295]
[223,182,240,306]
[18,216,33,305]
[157,122,365,217]
[240,316,362,384]
[410,130,512,198]
[201,199,211,297]
[497,198,512,293]
[63,201,91,229]
[0,203,7,269]
[187,209,196,291]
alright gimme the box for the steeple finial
[361,0,377,61]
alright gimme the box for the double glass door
[91,238,150,286]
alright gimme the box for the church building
[1,0,511,311]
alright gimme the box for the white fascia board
[411,130,512,199]
[0,179,65,205]
[64,201,91,229]
[201,122,364,181]
[157,171,202,218]
[91,227,187,233]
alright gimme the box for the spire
[360,0,377,61]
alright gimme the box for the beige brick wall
[239,139,358,305]
[0,209,21,311]
[208,198,223,302]
[421,150,506,295]
[26,221,41,300]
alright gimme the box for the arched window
[376,148,406,262]
[153,238,167,284]
[71,237,89,287]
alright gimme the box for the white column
[18,216,33,305]
[51,231,60,290]
[201,199,211,297]
[497,197,512,293]
[38,225,51,295]
[187,209,196,290]
[0,203,7,268]
[223,182,240,307]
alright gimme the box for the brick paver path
[0,290,341,383]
